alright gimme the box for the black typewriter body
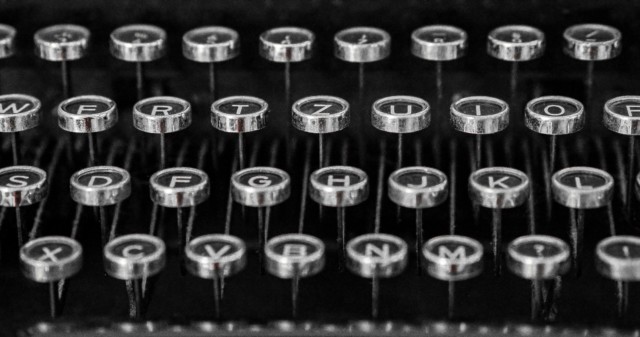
[1,0,640,336]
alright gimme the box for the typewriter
[1,0,640,336]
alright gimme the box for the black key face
[378,102,424,115]
[457,101,505,116]
[192,239,243,261]
[511,240,564,259]
[350,237,404,261]
[299,101,345,116]
[155,172,204,188]
[114,28,163,43]
[570,27,617,42]
[76,171,125,187]
[270,238,322,258]
[340,31,385,45]
[24,242,75,262]
[237,172,284,187]
[316,172,363,187]
[607,99,640,117]
[529,100,580,117]
[559,173,607,189]
[492,28,542,43]
[0,170,43,188]
[263,30,312,45]
[110,240,160,260]
[61,101,112,115]
[0,98,35,115]
[416,28,464,43]
[474,172,524,189]
[427,241,479,262]
[395,171,443,189]
[601,240,640,260]
[217,101,263,115]
[138,102,186,116]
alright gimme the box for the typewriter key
[0,94,41,165]
[469,167,530,274]
[133,96,192,169]
[525,96,584,172]
[185,234,247,318]
[20,236,82,318]
[0,24,15,59]
[34,24,90,98]
[596,235,640,317]
[388,167,448,271]
[110,24,167,100]
[292,95,350,168]
[372,96,430,167]
[0,166,47,247]
[450,96,509,169]
[423,235,483,318]
[265,234,325,317]
[334,27,391,91]
[211,96,269,170]
[487,25,545,94]
[58,95,118,165]
[563,24,622,89]
[346,233,408,318]
[411,25,467,99]
[183,26,240,100]
[70,166,131,246]
[310,166,369,265]
[552,167,614,273]
[151,167,210,252]
[604,96,640,212]
[260,27,314,101]
[231,167,290,267]
[104,234,166,318]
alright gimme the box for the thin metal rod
[10,132,18,165]
[284,61,291,106]
[238,133,245,170]
[510,62,518,100]
[213,273,221,319]
[159,133,166,170]
[49,281,58,318]
[177,207,184,253]
[570,208,585,276]
[258,207,265,272]
[318,133,324,168]
[586,61,594,95]
[397,133,403,169]
[15,207,23,247]
[617,280,629,319]
[475,135,482,169]
[338,207,345,270]
[136,62,144,101]
[449,141,457,235]
[436,61,443,100]
[492,208,502,276]
[133,278,142,319]
[298,141,311,234]
[99,206,108,247]
[292,274,300,318]
[371,274,379,318]
[416,209,423,274]
[550,135,557,173]
[447,280,455,319]
[626,136,635,216]
[61,60,70,99]
[358,63,365,98]
[209,62,216,101]
[87,133,96,166]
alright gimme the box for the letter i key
[469,167,530,275]
[0,94,41,165]
[310,166,369,267]
[552,167,613,275]
[231,167,291,269]
[58,95,118,166]
[70,166,131,247]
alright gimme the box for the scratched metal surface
[1,0,640,336]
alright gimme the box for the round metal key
[371,96,430,134]
[185,234,247,279]
[0,94,41,133]
[563,24,622,61]
[507,235,571,280]
[334,27,391,63]
[525,96,584,135]
[104,234,166,280]
[110,24,167,62]
[34,24,90,61]
[469,167,530,209]
[291,95,350,134]
[211,96,269,133]
[422,235,483,281]
[603,96,640,135]
[309,166,369,207]
[450,96,509,134]
[388,166,448,209]
[58,95,118,133]
[0,24,16,59]
[182,26,240,63]
[133,96,191,134]
[411,25,467,61]
[70,166,131,206]
[20,236,83,283]
[260,27,314,63]
[596,236,640,281]
[552,166,613,209]
[150,167,209,208]
[265,234,325,279]
[0,166,47,207]
[346,233,408,278]
[487,25,545,62]
[231,167,290,207]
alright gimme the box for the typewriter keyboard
[2,1,640,336]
